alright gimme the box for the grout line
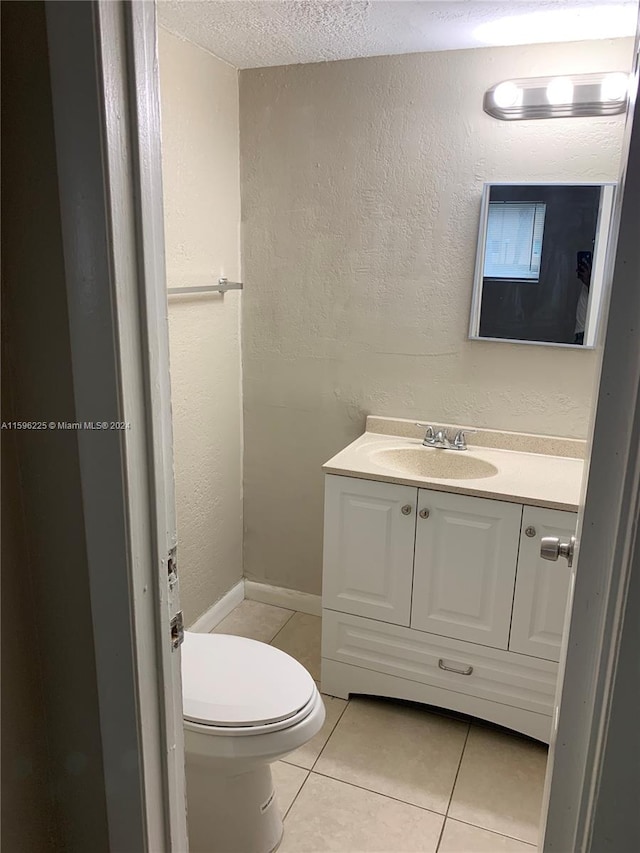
[267,608,297,645]
[308,696,349,771]
[434,722,471,853]
[441,816,537,848]
[280,766,311,822]
[308,768,449,819]
[434,817,447,852]
[281,691,351,773]
[279,757,308,770]
[444,721,471,818]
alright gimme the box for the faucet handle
[415,423,436,445]
[452,429,476,450]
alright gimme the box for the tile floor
[212,601,548,853]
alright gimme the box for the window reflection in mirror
[469,183,615,348]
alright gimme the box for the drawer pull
[438,658,473,676]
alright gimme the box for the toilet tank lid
[181,632,316,727]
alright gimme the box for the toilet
[182,631,326,853]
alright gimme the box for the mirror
[469,182,616,348]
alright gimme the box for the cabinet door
[411,490,522,648]
[509,506,577,661]
[323,475,417,626]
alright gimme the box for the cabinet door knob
[401,504,413,515]
[525,526,536,538]
[419,508,430,519]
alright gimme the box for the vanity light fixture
[545,76,574,106]
[484,72,629,120]
[492,80,522,109]
[601,71,629,101]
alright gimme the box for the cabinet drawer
[323,608,558,716]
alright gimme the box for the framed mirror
[469,182,616,348]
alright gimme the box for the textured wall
[240,38,633,595]
[159,29,243,625]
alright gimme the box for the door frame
[542,32,640,853]
[45,1,639,849]
[45,1,187,850]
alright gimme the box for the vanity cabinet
[322,475,416,626]
[509,506,575,662]
[411,490,521,648]
[321,474,577,742]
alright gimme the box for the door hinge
[170,610,184,650]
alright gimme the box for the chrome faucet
[432,429,450,448]
[450,429,476,451]
[415,424,476,451]
[416,424,436,446]
[416,423,448,447]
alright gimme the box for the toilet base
[186,757,283,853]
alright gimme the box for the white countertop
[323,431,584,512]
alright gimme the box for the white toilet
[182,631,326,853]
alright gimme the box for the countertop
[323,420,585,512]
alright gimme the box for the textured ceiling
[158,1,638,69]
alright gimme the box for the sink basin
[371,447,498,480]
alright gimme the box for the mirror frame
[469,181,616,349]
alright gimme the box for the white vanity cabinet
[411,490,522,648]
[509,506,575,662]
[321,473,577,742]
[322,475,416,626]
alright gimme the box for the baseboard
[244,580,322,617]
[188,579,245,633]
[187,579,322,631]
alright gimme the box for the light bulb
[546,77,574,105]
[601,72,629,101]
[493,81,521,109]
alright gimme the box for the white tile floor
[212,601,548,853]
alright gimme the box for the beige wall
[159,29,243,625]
[240,38,634,595]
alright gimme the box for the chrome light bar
[484,72,629,120]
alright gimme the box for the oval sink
[372,447,498,480]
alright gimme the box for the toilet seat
[183,691,320,737]
[182,632,316,733]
